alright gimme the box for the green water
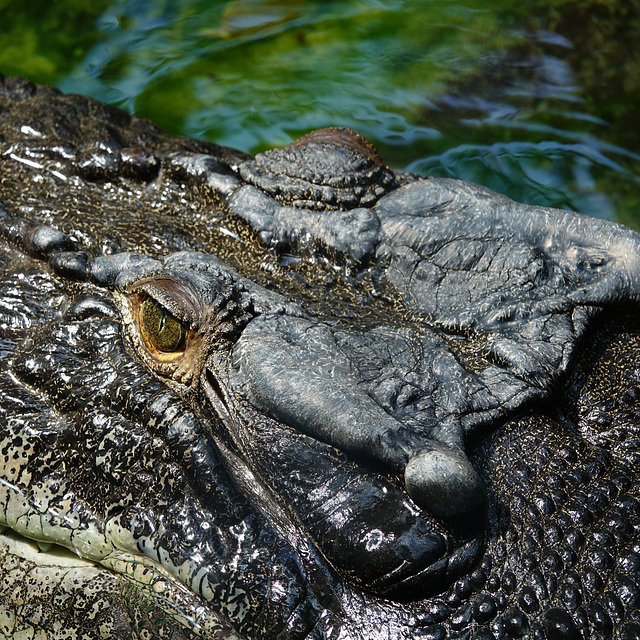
[2,0,640,227]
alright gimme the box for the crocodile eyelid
[129,276,202,328]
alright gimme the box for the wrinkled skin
[0,74,639,640]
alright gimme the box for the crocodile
[0,73,639,640]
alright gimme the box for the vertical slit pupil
[140,297,186,353]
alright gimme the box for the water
[3,0,640,227]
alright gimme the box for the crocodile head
[1,75,640,639]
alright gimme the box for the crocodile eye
[138,296,186,354]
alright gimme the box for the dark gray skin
[0,74,639,639]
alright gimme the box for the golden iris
[139,297,186,353]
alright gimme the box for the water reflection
[45,0,640,227]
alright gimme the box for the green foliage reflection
[2,0,640,227]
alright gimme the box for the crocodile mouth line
[0,526,97,568]
[0,525,244,638]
